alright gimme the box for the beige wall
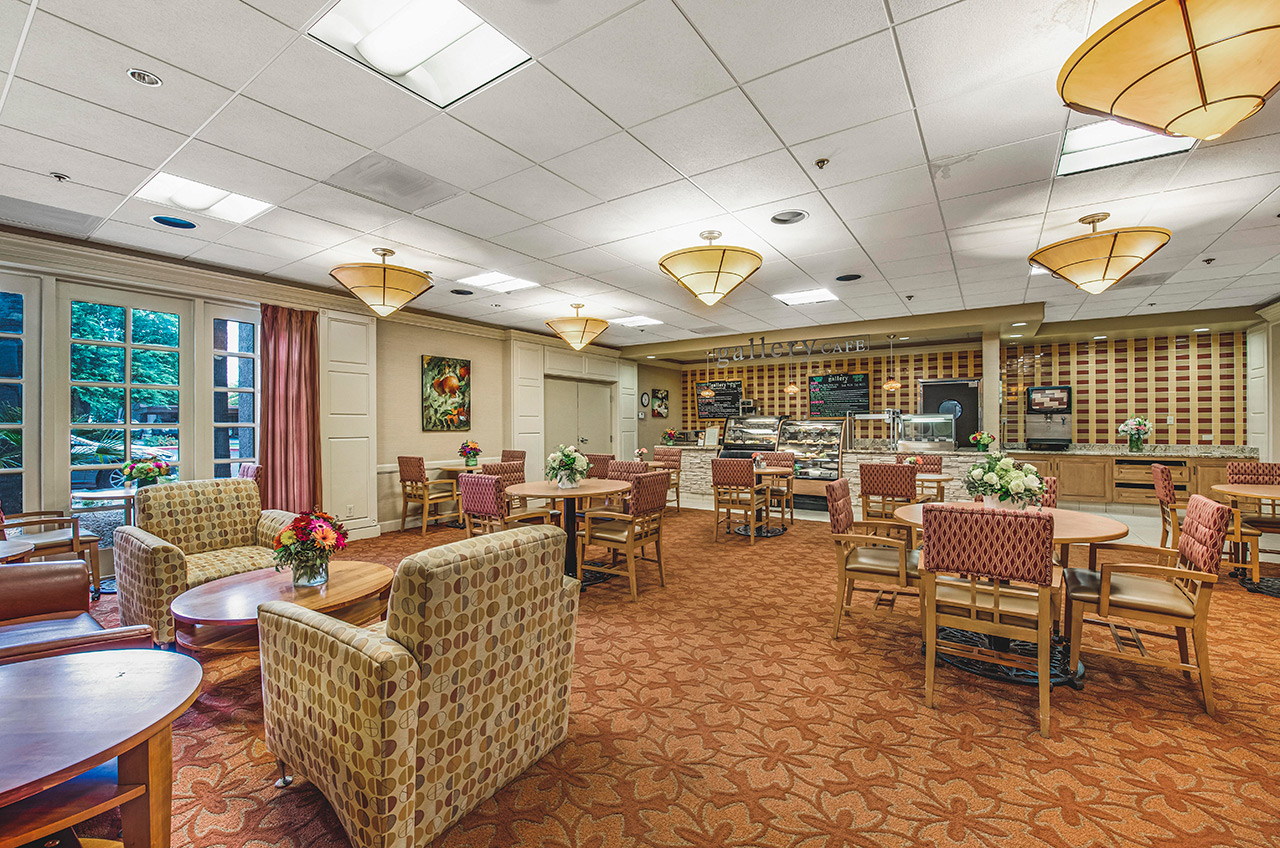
[375,320,508,525]
[638,363,682,450]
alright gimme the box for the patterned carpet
[81,509,1280,848]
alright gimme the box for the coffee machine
[1024,385,1073,451]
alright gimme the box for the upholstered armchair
[259,525,579,848]
[113,479,297,645]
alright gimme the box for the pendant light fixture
[546,303,608,351]
[700,384,716,398]
[658,230,763,306]
[882,334,902,393]
[1028,212,1171,295]
[784,359,800,395]
[329,247,432,317]
[1057,0,1280,141]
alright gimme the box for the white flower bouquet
[964,452,1044,507]
[546,444,589,488]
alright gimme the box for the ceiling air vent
[690,325,729,335]
[324,152,461,212]
[0,195,104,237]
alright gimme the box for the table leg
[563,495,578,579]
[1059,542,1070,569]
[119,723,173,848]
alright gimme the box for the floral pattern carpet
[83,510,1280,847]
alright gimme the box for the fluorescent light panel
[1057,120,1195,176]
[135,173,271,223]
[310,0,531,109]
[773,288,838,306]
[457,271,538,292]
[614,316,663,327]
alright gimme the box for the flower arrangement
[1118,416,1151,452]
[751,451,764,469]
[662,427,678,445]
[546,444,589,488]
[273,509,348,586]
[123,457,174,487]
[904,455,923,466]
[634,447,648,460]
[459,439,481,466]
[965,453,1043,507]
[969,431,996,451]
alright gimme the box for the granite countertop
[1004,443,1257,458]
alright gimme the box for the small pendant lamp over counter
[546,303,609,351]
[658,230,763,306]
[329,247,432,317]
[882,334,902,392]
[1028,212,1171,295]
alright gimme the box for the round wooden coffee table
[0,539,34,563]
[171,560,394,653]
[0,650,202,848]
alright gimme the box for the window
[213,317,257,477]
[70,302,180,491]
[0,289,25,513]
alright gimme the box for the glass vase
[464,456,478,467]
[292,557,330,587]
[557,471,580,489]
[982,495,998,509]
[1128,434,1144,453]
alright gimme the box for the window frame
[0,273,41,514]
[205,304,260,480]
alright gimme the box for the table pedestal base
[1237,574,1280,598]
[932,627,1082,688]
[732,524,787,538]
[579,567,617,587]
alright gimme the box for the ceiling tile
[240,0,327,29]
[630,88,782,176]
[108,197,240,239]
[546,203,648,243]
[197,96,367,180]
[542,0,734,127]
[17,11,234,136]
[242,38,438,149]
[460,0,641,58]
[39,0,295,90]
[0,79,186,169]
[473,167,600,220]
[247,206,362,247]
[91,219,209,257]
[849,205,947,245]
[1046,156,1185,211]
[552,248,630,276]
[450,64,617,162]
[1166,133,1280,192]
[0,162,123,218]
[283,183,406,231]
[546,277,617,298]
[0,126,151,195]
[940,180,1051,229]
[490,258,579,283]
[880,253,955,279]
[377,216,529,269]
[824,166,936,220]
[744,31,911,145]
[379,114,531,192]
[217,226,318,262]
[864,230,951,263]
[607,179,725,232]
[188,242,286,274]
[690,149,813,211]
[895,0,1090,107]
[948,215,1044,253]
[789,111,927,190]
[0,0,29,71]
[916,69,1068,160]
[491,223,587,259]
[543,132,681,200]
[932,134,1060,201]
[164,140,313,205]
[417,193,533,238]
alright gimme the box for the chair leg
[1068,599,1084,678]
[400,495,407,532]
[274,758,293,788]
[1192,624,1215,716]
[654,535,666,587]
[87,543,102,600]
[923,595,937,709]
[1037,617,1051,738]
[626,547,638,601]
[832,569,847,639]
[1250,539,1260,582]
[1175,627,1191,680]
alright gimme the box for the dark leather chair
[0,560,152,665]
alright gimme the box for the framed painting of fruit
[422,356,471,431]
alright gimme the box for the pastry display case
[898,413,955,452]
[778,419,846,483]
[720,415,786,453]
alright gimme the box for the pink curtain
[260,305,321,512]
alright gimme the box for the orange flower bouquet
[273,509,348,587]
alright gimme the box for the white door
[544,378,580,454]
[577,382,613,453]
[0,272,40,515]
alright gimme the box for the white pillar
[982,330,1002,449]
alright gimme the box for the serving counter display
[778,419,845,496]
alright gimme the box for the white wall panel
[321,309,378,536]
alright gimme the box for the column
[982,330,1002,449]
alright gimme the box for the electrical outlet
[345,503,355,517]
[1165,415,1174,425]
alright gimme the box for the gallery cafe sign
[708,335,869,368]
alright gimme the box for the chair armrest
[1,516,82,534]
[832,533,906,550]
[0,560,90,619]
[1102,561,1216,584]
[0,624,154,666]
[257,509,299,548]
[425,479,457,496]
[1088,542,1177,571]
[258,601,418,840]
[112,526,187,645]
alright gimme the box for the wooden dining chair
[577,471,669,601]
[481,460,527,510]
[711,458,767,544]
[827,478,920,639]
[397,456,458,534]
[653,446,682,512]
[897,454,944,501]
[1041,476,1058,509]
[458,474,552,537]
[500,449,526,464]
[1064,494,1232,716]
[1159,464,1260,580]
[860,463,924,521]
[585,454,615,479]
[0,510,102,600]
[921,504,1058,736]
[759,450,796,526]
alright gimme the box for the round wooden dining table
[916,472,953,501]
[735,466,793,538]
[505,478,630,584]
[1211,483,1280,502]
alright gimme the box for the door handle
[579,437,588,443]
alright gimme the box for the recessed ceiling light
[1093,335,1107,339]
[49,172,70,183]
[1009,334,1023,338]
[773,288,838,306]
[127,68,163,87]
[151,215,197,229]
[1193,327,1210,332]
[615,316,663,327]
[646,355,656,359]
[835,273,863,282]
[489,278,537,293]
[899,336,910,340]
[1012,322,1028,327]
[135,173,271,223]
[1056,119,1195,176]
[309,0,531,109]
[770,209,809,225]
[491,303,502,308]
[450,288,473,295]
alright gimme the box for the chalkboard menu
[695,380,743,419]
[808,372,870,417]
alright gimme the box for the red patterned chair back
[237,462,263,481]
[653,446,681,469]
[607,460,648,482]
[825,478,855,534]
[500,449,525,463]
[1227,461,1280,485]
[759,451,795,469]
[1041,476,1058,509]
[459,473,505,520]
[712,458,755,489]
[628,471,670,518]
[585,454,615,479]
[397,455,427,484]
[921,504,1054,585]
[1151,464,1176,506]
[896,453,943,473]
[1176,495,1231,574]
[480,460,524,490]
[860,463,917,499]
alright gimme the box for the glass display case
[898,413,955,452]
[778,419,846,481]
[720,415,786,452]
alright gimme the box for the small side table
[0,539,34,563]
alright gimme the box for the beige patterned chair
[113,479,297,645]
[258,525,579,848]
